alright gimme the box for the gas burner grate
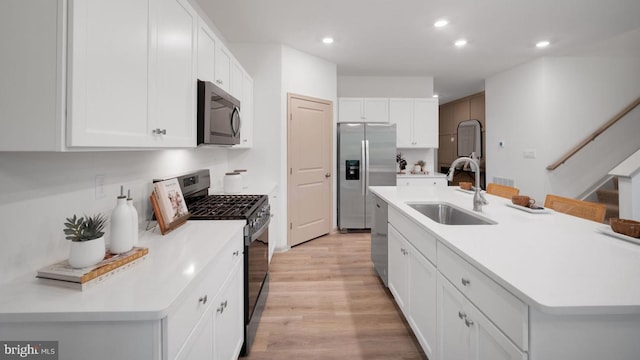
[188,195,266,220]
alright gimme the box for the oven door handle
[247,216,271,245]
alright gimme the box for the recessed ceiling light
[432,94,439,98]
[536,40,550,48]
[434,19,449,28]
[322,37,334,44]
[454,39,467,47]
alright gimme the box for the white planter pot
[68,236,106,268]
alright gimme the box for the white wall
[486,29,640,201]
[338,75,434,98]
[227,43,283,258]
[0,149,229,285]
[229,44,337,253]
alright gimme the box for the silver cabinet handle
[217,300,227,314]
[233,250,239,256]
[152,128,167,135]
[465,318,474,327]
[199,295,208,304]
[325,173,331,178]
[458,311,466,320]
[461,278,471,286]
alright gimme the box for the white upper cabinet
[197,20,217,82]
[230,58,243,100]
[390,98,438,148]
[338,98,389,122]
[0,0,250,150]
[67,0,151,147]
[150,0,197,147]
[68,0,197,148]
[215,44,231,92]
[232,73,254,149]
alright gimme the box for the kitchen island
[370,185,640,360]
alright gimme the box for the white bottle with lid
[224,172,242,194]
[233,169,248,189]
[110,186,133,254]
[127,189,139,246]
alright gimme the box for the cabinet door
[453,99,470,131]
[413,99,438,148]
[363,98,389,122]
[338,98,364,122]
[233,73,253,148]
[438,274,470,360]
[67,0,151,147]
[408,247,438,359]
[213,260,244,360]
[388,225,408,312]
[197,21,217,82]
[389,99,413,147]
[151,0,197,147]
[466,300,527,360]
[176,314,214,360]
[215,45,231,92]
[230,58,243,100]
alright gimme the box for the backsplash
[0,148,229,285]
[397,148,437,174]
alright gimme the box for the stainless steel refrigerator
[338,122,397,230]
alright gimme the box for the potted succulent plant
[64,214,107,268]
[416,160,426,173]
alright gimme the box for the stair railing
[547,96,640,171]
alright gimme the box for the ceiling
[195,0,640,103]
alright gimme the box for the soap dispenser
[110,186,133,254]
[127,189,139,246]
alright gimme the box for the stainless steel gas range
[164,169,269,357]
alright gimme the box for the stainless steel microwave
[197,79,241,145]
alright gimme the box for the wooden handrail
[547,96,640,170]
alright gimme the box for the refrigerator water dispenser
[346,160,360,180]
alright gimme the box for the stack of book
[36,247,149,290]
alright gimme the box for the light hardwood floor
[246,232,428,360]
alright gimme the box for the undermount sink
[407,202,497,225]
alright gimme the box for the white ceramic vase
[68,236,106,268]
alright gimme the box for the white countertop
[370,185,640,315]
[0,220,245,322]
[397,172,447,178]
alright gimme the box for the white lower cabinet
[387,206,527,360]
[213,260,244,360]
[438,274,527,360]
[388,224,437,360]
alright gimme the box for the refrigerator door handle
[365,140,370,195]
[361,140,366,196]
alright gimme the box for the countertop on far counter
[370,185,640,315]
[0,220,245,323]
[396,172,447,178]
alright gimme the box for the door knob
[325,173,331,178]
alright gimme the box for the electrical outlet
[95,175,106,199]
[523,149,537,159]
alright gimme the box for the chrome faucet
[447,157,488,212]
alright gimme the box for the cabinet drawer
[389,207,436,263]
[166,234,243,360]
[437,243,528,350]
